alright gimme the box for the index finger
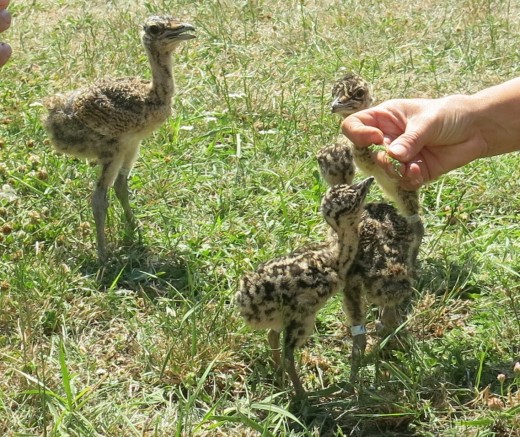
[0,0,9,10]
[341,112,385,147]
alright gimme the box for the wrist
[436,94,490,160]
[462,93,493,159]
[470,78,520,157]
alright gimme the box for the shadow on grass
[285,384,420,437]
[75,240,192,298]
[245,325,518,436]
[282,353,517,436]
[417,255,485,298]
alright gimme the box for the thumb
[388,124,430,162]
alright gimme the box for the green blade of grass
[58,340,75,412]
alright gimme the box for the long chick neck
[335,223,360,278]
[146,46,175,102]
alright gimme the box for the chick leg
[376,279,412,336]
[285,345,305,397]
[268,329,281,367]
[283,318,314,397]
[342,276,366,381]
[113,145,140,239]
[92,159,122,261]
[92,186,108,261]
[283,324,305,395]
[113,170,136,238]
[378,304,399,336]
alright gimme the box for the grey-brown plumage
[236,177,373,396]
[44,16,195,260]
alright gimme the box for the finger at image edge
[0,42,11,67]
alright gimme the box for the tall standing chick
[44,16,196,260]
[236,177,374,396]
[318,143,417,377]
[321,74,423,377]
[330,73,424,267]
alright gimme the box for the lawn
[0,0,519,435]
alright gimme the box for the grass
[1,0,519,435]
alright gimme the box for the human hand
[341,95,489,190]
[0,0,12,68]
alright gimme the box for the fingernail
[389,143,407,158]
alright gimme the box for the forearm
[470,77,520,158]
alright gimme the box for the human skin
[0,0,11,68]
[341,77,520,190]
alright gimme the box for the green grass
[1,0,519,435]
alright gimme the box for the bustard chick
[236,177,374,396]
[346,200,417,375]
[44,16,196,260]
[330,73,424,268]
[316,73,372,196]
[317,145,419,378]
[316,142,355,187]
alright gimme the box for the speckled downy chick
[318,139,419,378]
[330,72,424,269]
[44,16,195,260]
[316,73,371,202]
[236,177,373,396]
[345,200,418,376]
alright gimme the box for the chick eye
[148,24,160,35]
[353,89,365,99]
